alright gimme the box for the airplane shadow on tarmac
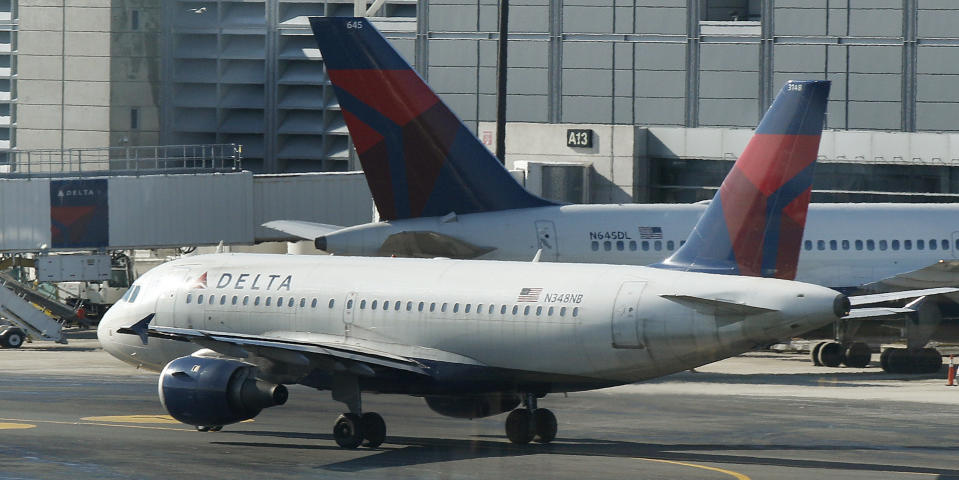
[646,368,946,387]
[214,431,959,478]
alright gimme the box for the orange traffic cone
[948,355,956,386]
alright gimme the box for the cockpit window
[127,285,141,303]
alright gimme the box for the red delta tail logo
[656,80,830,280]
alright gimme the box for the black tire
[0,329,24,349]
[505,409,534,444]
[361,412,386,448]
[532,408,557,444]
[810,341,825,366]
[919,348,943,374]
[209,425,223,432]
[333,413,364,449]
[196,426,211,432]
[817,341,843,367]
[842,342,871,368]
[880,348,893,372]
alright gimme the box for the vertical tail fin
[654,80,831,280]
[309,17,557,221]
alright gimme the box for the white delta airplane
[98,17,951,450]
[266,18,959,375]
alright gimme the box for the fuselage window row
[590,239,682,253]
[183,293,581,319]
[803,238,955,252]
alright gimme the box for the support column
[758,0,775,115]
[901,0,917,132]
[684,0,700,127]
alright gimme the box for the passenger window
[667,240,675,250]
[278,296,284,306]
[441,303,448,313]
[477,303,483,313]
[231,295,238,305]
[642,241,649,251]
[465,304,471,313]
[804,240,812,251]
[500,305,507,315]
[829,240,837,250]
[817,240,825,250]
[930,239,937,250]
[266,297,272,306]
[360,300,366,309]
[383,301,390,310]
[300,298,306,308]
[523,306,530,315]
[219,295,226,305]
[572,307,579,317]
[560,307,567,317]
[255,296,261,306]
[867,240,875,251]
[209,295,215,305]
[453,303,459,313]
[548,306,554,316]
[371,300,378,310]
[288,298,295,307]
[603,241,611,251]
[419,302,425,312]
[891,240,900,251]
[406,301,412,311]
[841,240,849,250]
[918,239,925,250]
[904,240,912,250]
[629,241,637,251]
[346,299,352,309]
[654,240,662,251]
[429,303,436,312]
[879,240,887,251]
[616,240,624,251]
[311,298,318,308]
[591,241,599,251]
[535,306,542,316]
[855,240,863,251]
[943,239,950,250]
[243,296,249,306]
[186,293,192,304]
[394,301,401,311]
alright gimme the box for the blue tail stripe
[759,162,816,274]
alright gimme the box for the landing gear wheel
[209,425,223,432]
[532,408,557,444]
[817,341,843,367]
[360,412,386,448]
[196,426,211,432]
[505,409,534,444]
[810,341,826,366]
[842,342,871,368]
[0,329,24,349]
[333,413,364,449]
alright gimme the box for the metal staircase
[0,272,82,345]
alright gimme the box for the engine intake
[159,356,288,427]
[425,393,520,419]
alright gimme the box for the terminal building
[4,0,959,202]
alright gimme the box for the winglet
[653,80,830,280]
[309,17,558,220]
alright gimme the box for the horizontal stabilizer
[262,220,343,241]
[842,307,914,320]
[848,287,959,306]
[660,294,777,316]
[378,231,496,259]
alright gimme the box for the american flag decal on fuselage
[517,288,542,302]
[638,226,663,239]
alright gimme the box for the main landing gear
[505,393,557,445]
[330,372,385,449]
[811,341,943,373]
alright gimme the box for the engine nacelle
[425,393,520,419]
[159,356,288,427]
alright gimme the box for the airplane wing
[860,260,959,292]
[262,220,343,241]
[848,287,959,306]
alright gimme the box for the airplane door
[611,281,647,348]
[155,267,191,328]
[343,292,356,333]
[535,220,559,261]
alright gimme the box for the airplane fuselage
[98,253,842,394]
[322,203,959,290]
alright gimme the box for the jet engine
[159,356,288,427]
[425,394,521,419]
